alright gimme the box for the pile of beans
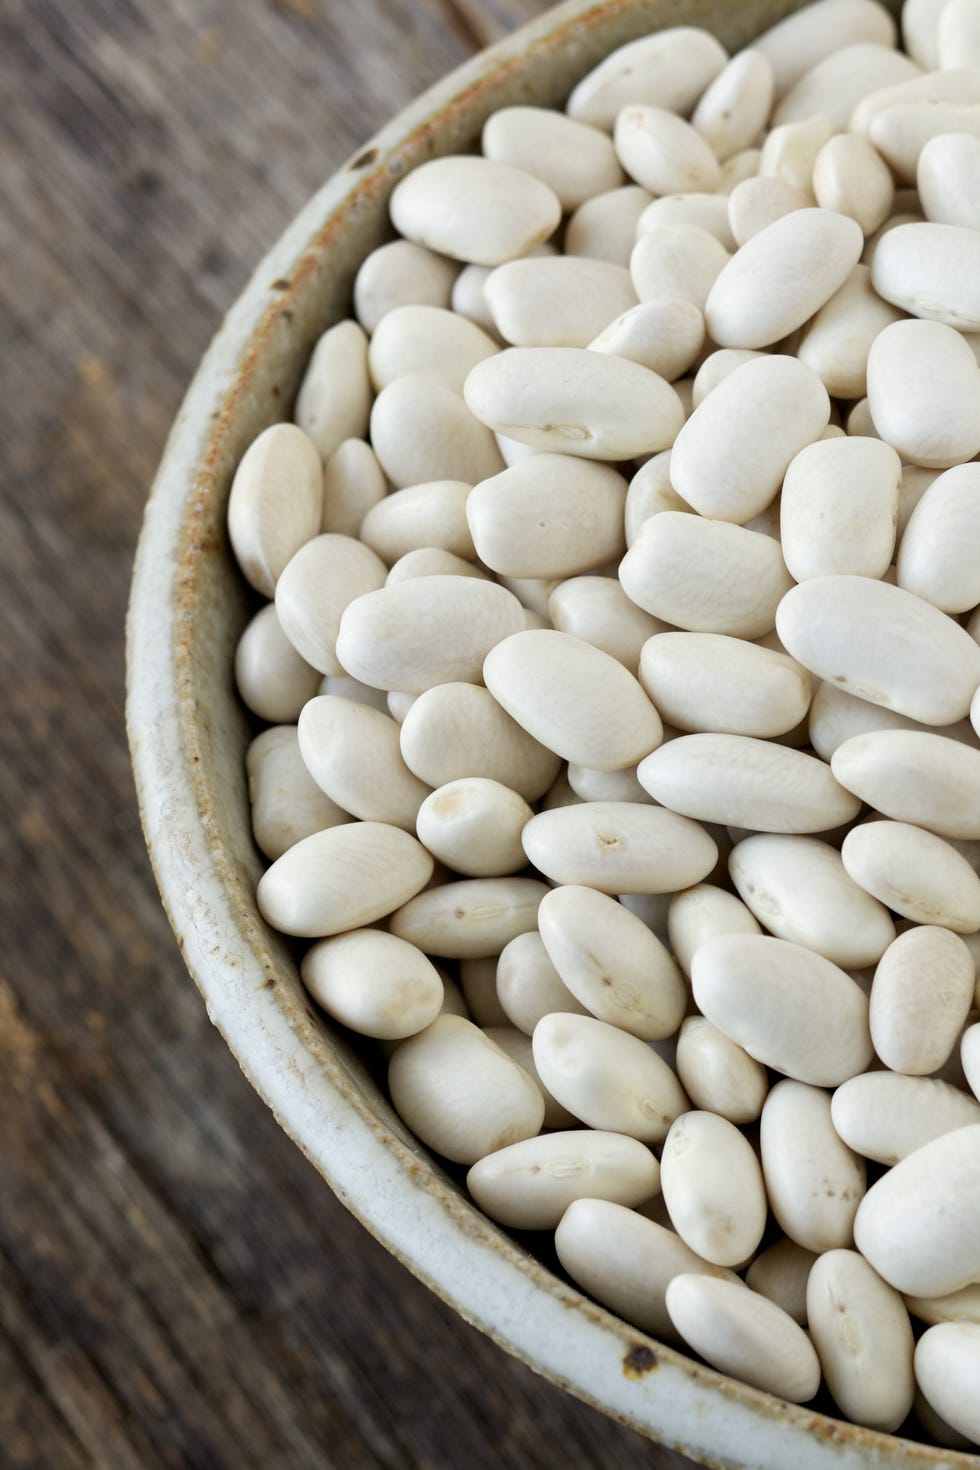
[228,0,980,1447]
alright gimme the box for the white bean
[629,224,730,309]
[832,729,980,839]
[321,438,387,537]
[780,435,900,582]
[666,883,762,978]
[729,834,895,968]
[227,423,323,597]
[390,156,561,266]
[869,925,976,1074]
[692,49,773,160]
[275,533,387,675]
[485,256,636,348]
[753,0,897,98]
[398,681,560,800]
[727,176,811,246]
[464,347,683,461]
[388,876,548,959]
[495,931,588,1036]
[234,603,320,723]
[370,374,505,488]
[797,263,905,400]
[661,1110,767,1266]
[761,1079,867,1251]
[806,1249,915,1432]
[524,805,717,895]
[537,884,687,1040]
[774,43,920,129]
[812,132,895,235]
[831,1071,980,1165]
[567,28,728,130]
[336,576,525,693]
[468,1130,659,1231]
[674,1016,769,1125]
[297,695,430,831]
[415,778,531,877]
[387,1014,544,1164]
[841,820,980,931]
[639,632,811,738]
[745,1239,817,1325]
[247,726,350,860]
[636,192,735,249]
[918,130,980,230]
[294,321,372,462]
[867,317,980,469]
[872,219,980,328]
[776,574,980,725]
[256,821,433,938]
[705,208,864,348]
[691,933,873,1085]
[620,513,793,638]
[854,1124,980,1296]
[533,1012,688,1144]
[590,299,705,382]
[898,462,980,611]
[301,929,443,1040]
[549,576,665,674]
[759,114,833,193]
[466,455,626,579]
[482,105,624,210]
[353,239,459,334]
[564,185,652,267]
[915,1323,980,1445]
[665,1274,821,1403]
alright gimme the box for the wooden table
[2,3,698,1464]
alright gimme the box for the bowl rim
[126,2,977,1465]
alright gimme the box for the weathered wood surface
[0,1,701,1465]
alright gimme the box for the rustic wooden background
[0,1,701,1465]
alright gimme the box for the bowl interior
[127,1,976,1466]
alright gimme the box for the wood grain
[0,1,701,1465]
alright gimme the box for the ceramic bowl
[127,1,972,1464]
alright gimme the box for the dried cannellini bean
[234,602,321,723]
[468,1130,660,1231]
[484,256,637,348]
[729,834,895,968]
[590,299,705,382]
[796,263,905,400]
[831,1071,980,1166]
[367,305,498,395]
[852,66,980,137]
[872,220,980,328]
[917,130,980,230]
[841,820,980,932]
[868,925,975,1075]
[321,438,388,537]
[629,224,730,309]
[776,574,980,726]
[661,1110,767,1266]
[415,778,532,878]
[898,462,980,612]
[549,576,665,674]
[567,28,729,130]
[706,208,864,348]
[691,934,873,1085]
[564,185,652,266]
[902,0,947,68]
[759,114,834,193]
[866,318,980,469]
[565,763,652,805]
[482,1026,576,1130]
[301,929,443,1040]
[247,726,350,860]
[495,931,588,1036]
[831,729,980,839]
[484,629,663,771]
[812,132,895,236]
[537,884,687,1040]
[556,1200,739,1341]
[666,884,762,978]
[390,156,561,267]
[669,354,830,523]
[533,1012,689,1144]
[227,423,323,597]
[387,1013,544,1164]
[466,455,627,579]
[639,734,861,834]
[459,959,510,1028]
[636,192,735,248]
[639,632,811,738]
[745,1239,816,1325]
[370,374,505,488]
[692,49,774,160]
[760,1079,867,1251]
[854,1124,980,1296]
[297,695,430,831]
[806,1249,915,1432]
[623,452,692,542]
[938,0,980,67]
[774,43,919,130]
[481,105,624,210]
[665,1273,821,1403]
[388,877,548,959]
[361,481,475,566]
[907,1282,980,1328]
[275,533,387,675]
[398,681,560,800]
[464,347,684,461]
[294,321,372,462]
[336,576,525,694]
[727,176,811,246]
[524,805,717,896]
[779,436,900,582]
[353,239,459,334]
[754,0,897,99]
[256,821,433,938]
[620,513,794,639]
[674,1016,769,1125]
[915,1323,980,1445]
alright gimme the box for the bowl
[126,1,975,1464]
